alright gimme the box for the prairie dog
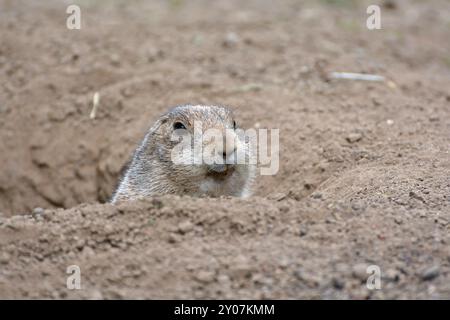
[111,105,256,203]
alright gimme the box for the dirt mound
[1,179,449,299]
[0,0,449,298]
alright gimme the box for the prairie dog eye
[173,122,186,130]
[233,120,237,129]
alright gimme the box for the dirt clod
[421,266,440,281]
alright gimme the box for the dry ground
[0,0,449,299]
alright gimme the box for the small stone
[429,115,439,122]
[386,119,394,125]
[5,222,20,231]
[383,268,400,282]
[372,97,381,106]
[352,263,368,281]
[346,133,362,143]
[387,80,397,89]
[104,224,114,234]
[421,265,440,281]
[177,221,194,234]
[293,269,321,288]
[109,53,121,67]
[0,252,10,264]
[223,32,239,47]
[299,65,310,74]
[121,87,134,98]
[278,258,289,268]
[88,289,103,300]
[191,34,203,45]
[299,225,308,237]
[217,274,230,284]
[311,192,323,199]
[167,233,181,244]
[195,270,215,283]
[231,255,252,278]
[146,47,163,63]
[351,201,366,211]
[32,207,44,217]
[409,191,425,203]
[269,193,287,201]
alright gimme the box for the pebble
[177,221,194,234]
[269,193,287,201]
[0,252,10,264]
[352,263,368,281]
[299,225,308,237]
[421,265,440,281]
[217,274,231,285]
[109,53,121,67]
[223,32,239,47]
[81,246,95,257]
[372,97,381,106]
[167,233,181,244]
[195,270,216,283]
[311,192,323,199]
[294,269,321,288]
[32,207,44,217]
[88,289,103,300]
[346,133,362,143]
[278,258,289,268]
[231,255,252,278]
[429,115,439,122]
[351,201,366,211]
[383,268,400,282]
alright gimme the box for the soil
[0,0,449,299]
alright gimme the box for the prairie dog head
[124,104,255,199]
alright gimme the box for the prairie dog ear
[136,116,170,159]
[148,116,169,135]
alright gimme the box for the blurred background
[1,0,449,215]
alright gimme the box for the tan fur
[111,105,256,203]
